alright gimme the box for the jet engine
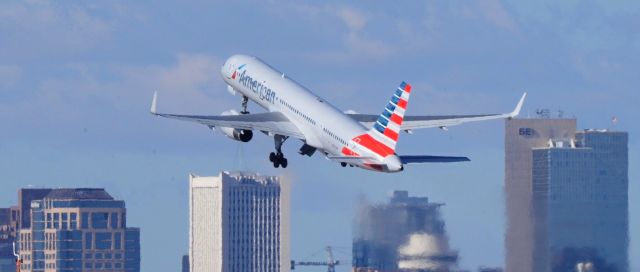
[219,110,253,142]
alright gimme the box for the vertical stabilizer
[353,82,411,158]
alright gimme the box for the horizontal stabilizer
[400,155,470,164]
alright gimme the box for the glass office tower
[16,188,140,272]
[506,118,628,272]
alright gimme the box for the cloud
[273,3,392,61]
[336,7,367,31]
[0,1,140,59]
[336,7,392,58]
[0,53,230,148]
[477,0,519,33]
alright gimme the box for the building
[352,190,458,272]
[17,189,53,231]
[182,254,189,272]
[505,118,628,272]
[189,171,290,272]
[0,208,18,272]
[16,188,140,272]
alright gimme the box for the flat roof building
[506,118,628,272]
[189,171,290,272]
[16,188,140,272]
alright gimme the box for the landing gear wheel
[269,152,276,162]
[341,162,347,167]
[270,134,289,169]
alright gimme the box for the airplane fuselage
[221,55,403,172]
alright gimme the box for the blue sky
[0,1,638,271]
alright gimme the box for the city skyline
[1,1,638,271]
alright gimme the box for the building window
[95,232,112,250]
[53,213,59,229]
[92,213,109,229]
[114,232,122,250]
[81,212,89,229]
[70,213,78,229]
[85,232,92,249]
[62,213,68,230]
[46,213,52,229]
[110,213,118,229]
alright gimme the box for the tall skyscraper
[16,188,140,272]
[189,171,290,272]
[505,118,628,272]
[352,191,457,272]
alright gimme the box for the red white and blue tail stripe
[352,82,411,158]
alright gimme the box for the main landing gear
[240,95,249,114]
[270,135,289,168]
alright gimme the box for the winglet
[509,92,527,118]
[150,91,158,115]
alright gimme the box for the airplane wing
[348,93,526,131]
[150,92,305,139]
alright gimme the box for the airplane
[151,54,526,173]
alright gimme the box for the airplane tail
[368,81,411,150]
[351,82,411,158]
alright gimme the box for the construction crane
[291,246,340,272]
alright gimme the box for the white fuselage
[221,55,402,172]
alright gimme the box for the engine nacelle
[219,110,253,142]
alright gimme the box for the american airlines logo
[237,68,277,104]
[230,64,246,79]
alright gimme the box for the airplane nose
[384,155,403,172]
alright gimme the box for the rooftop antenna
[536,108,550,119]
[610,116,618,131]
